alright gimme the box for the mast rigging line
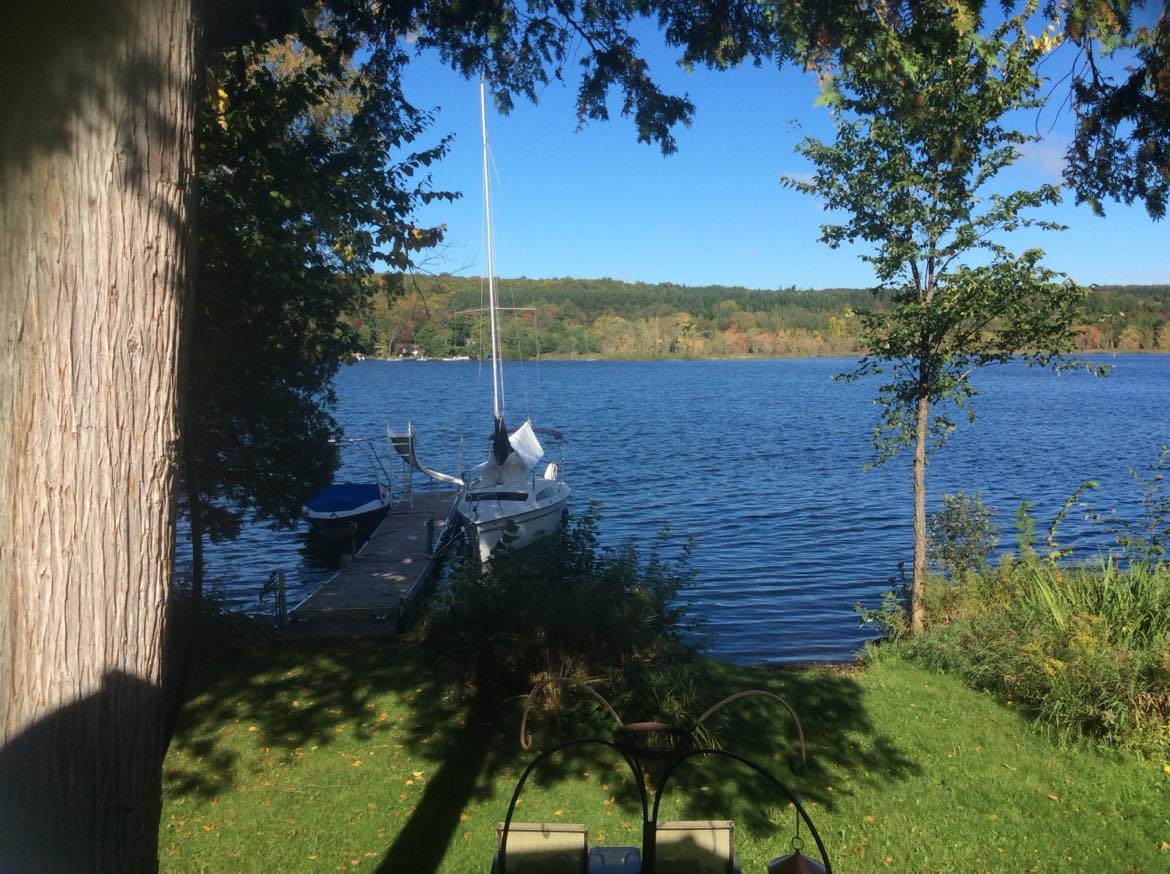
[477,78,543,424]
[479,78,502,420]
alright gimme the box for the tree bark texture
[0,2,197,870]
[911,393,929,635]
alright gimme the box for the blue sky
[400,27,1168,291]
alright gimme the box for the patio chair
[490,821,589,874]
[655,820,741,874]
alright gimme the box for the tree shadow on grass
[496,662,921,843]
[374,694,500,872]
[165,634,438,799]
[649,664,921,838]
[166,631,537,868]
[165,634,918,870]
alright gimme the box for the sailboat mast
[479,80,502,420]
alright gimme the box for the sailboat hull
[461,481,570,562]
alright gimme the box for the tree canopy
[1064,2,1170,219]
[186,24,454,549]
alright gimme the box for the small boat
[459,420,569,562]
[389,82,570,562]
[302,438,393,539]
[456,81,570,561]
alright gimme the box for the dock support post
[426,517,435,555]
[275,573,287,629]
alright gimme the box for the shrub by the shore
[416,506,708,723]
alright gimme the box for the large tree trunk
[910,392,929,635]
[0,2,197,870]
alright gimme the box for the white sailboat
[457,81,570,561]
[390,81,570,561]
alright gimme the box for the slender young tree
[784,4,1088,634]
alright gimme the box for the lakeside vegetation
[9,0,1169,868]
[354,276,1170,360]
[866,470,1170,758]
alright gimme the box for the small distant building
[392,342,425,359]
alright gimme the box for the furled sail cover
[492,415,512,466]
[508,420,545,467]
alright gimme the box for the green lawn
[161,639,1169,872]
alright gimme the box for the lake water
[183,354,1170,664]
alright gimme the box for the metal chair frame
[497,723,832,873]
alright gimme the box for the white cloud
[780,170,816,186]
[1018,139,1068,183]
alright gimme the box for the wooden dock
[289,490,457,635]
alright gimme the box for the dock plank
[290,490,456,631]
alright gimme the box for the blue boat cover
[304,482,383,514]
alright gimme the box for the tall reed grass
[888,559,1170,755]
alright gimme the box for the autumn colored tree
[170,25,459,734]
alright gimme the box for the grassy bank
[160,638,1169,872]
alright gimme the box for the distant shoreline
[353,348,1170,364]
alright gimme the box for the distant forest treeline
[352,275,1170,359]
